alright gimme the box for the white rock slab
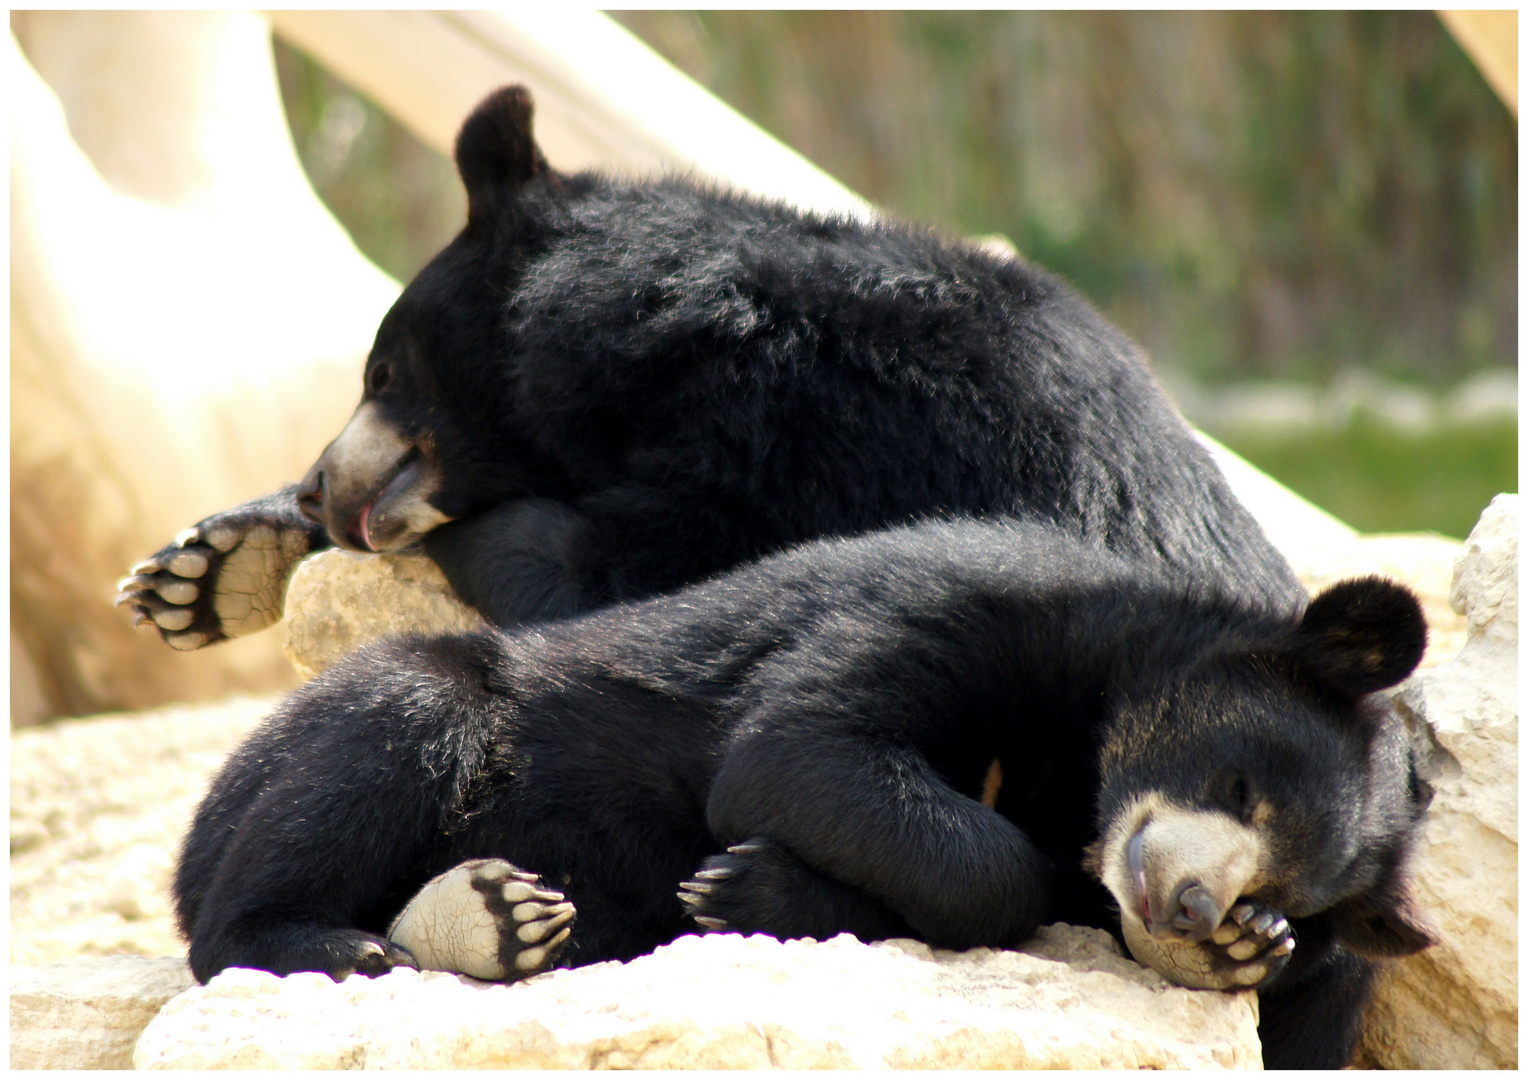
[1362,494,1518,1069]
[134,926,1260,1069]
[10,955,194,1069]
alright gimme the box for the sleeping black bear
[117,84,1301,646]
[174,518,1434,1070]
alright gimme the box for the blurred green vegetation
[1212,416,1516,539]
[273,40,464,282]
[613,11,1515,387]
[272,13,1515,538]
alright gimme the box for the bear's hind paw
[387,858,574,981]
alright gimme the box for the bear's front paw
[678,840,775,933]
[1123,898,1295,991]
[116,505,317,649]
[387,858,574,981]
[1204,900,1296,988]
[678,837,825,936]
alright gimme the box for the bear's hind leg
[679,837,914,943]
[387,858,575,980]
[184,635,530,984]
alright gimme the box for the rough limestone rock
[10,955,194,1069]
[282,549,487,678]
[280,530,1468,680]
[1361,494,1518,1070]
[134,926,1259,1069]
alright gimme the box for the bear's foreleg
[116,484,328,649]
[706,732,1054,950]
[678,836,915,942]
[1253,923,1377,1070]
[424,497,595,626]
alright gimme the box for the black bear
[116,85,1301,647]
[175,518,1434,1070]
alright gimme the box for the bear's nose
[296,467,326,523]
[1166,883,1222,941]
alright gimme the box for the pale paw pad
[387,858,574,981]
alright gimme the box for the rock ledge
[134,926,1260,1069]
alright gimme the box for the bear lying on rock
[175,518,1435,1071]
[116,84,1300,647]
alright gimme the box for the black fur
[120,85,1301,649]
[176,519,1431,1069]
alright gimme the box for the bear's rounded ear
[454,85,549,218]
[1326,875,1439,959]
[1290,576,1426,697]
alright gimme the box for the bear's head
[296,86,565,552]
[1085,576,1438,990]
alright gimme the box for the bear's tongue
[349,454,422,552]
[348,502,375,552]
[1127,828,1152,931]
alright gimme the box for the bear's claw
[1206,900,1296,986]
[678,836,786,934]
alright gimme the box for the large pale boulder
[10,12,399,722]
[1361,494,1518,1069]
[10,956,194,1069]
[134,926,1259,1069]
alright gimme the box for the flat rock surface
[134,926,1260,1069]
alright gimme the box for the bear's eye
[367,362,392,396]
[1209,769,1254,822]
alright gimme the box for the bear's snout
[1126,821,1233,940]
[1102,794,1266,945]
[300,401,453,552]
[1166,882,1222,941]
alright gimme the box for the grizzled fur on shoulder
[119,84,1300,653]
[175,518,1431,1069]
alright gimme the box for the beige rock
[10,955,194,1069]
[1362,494,1518,1070]
[135,926,1259,1069]
[10,696,275,966]
[282,549,488,678]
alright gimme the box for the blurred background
[275,10,1516,541]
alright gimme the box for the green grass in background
[1210,415,1516,539]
